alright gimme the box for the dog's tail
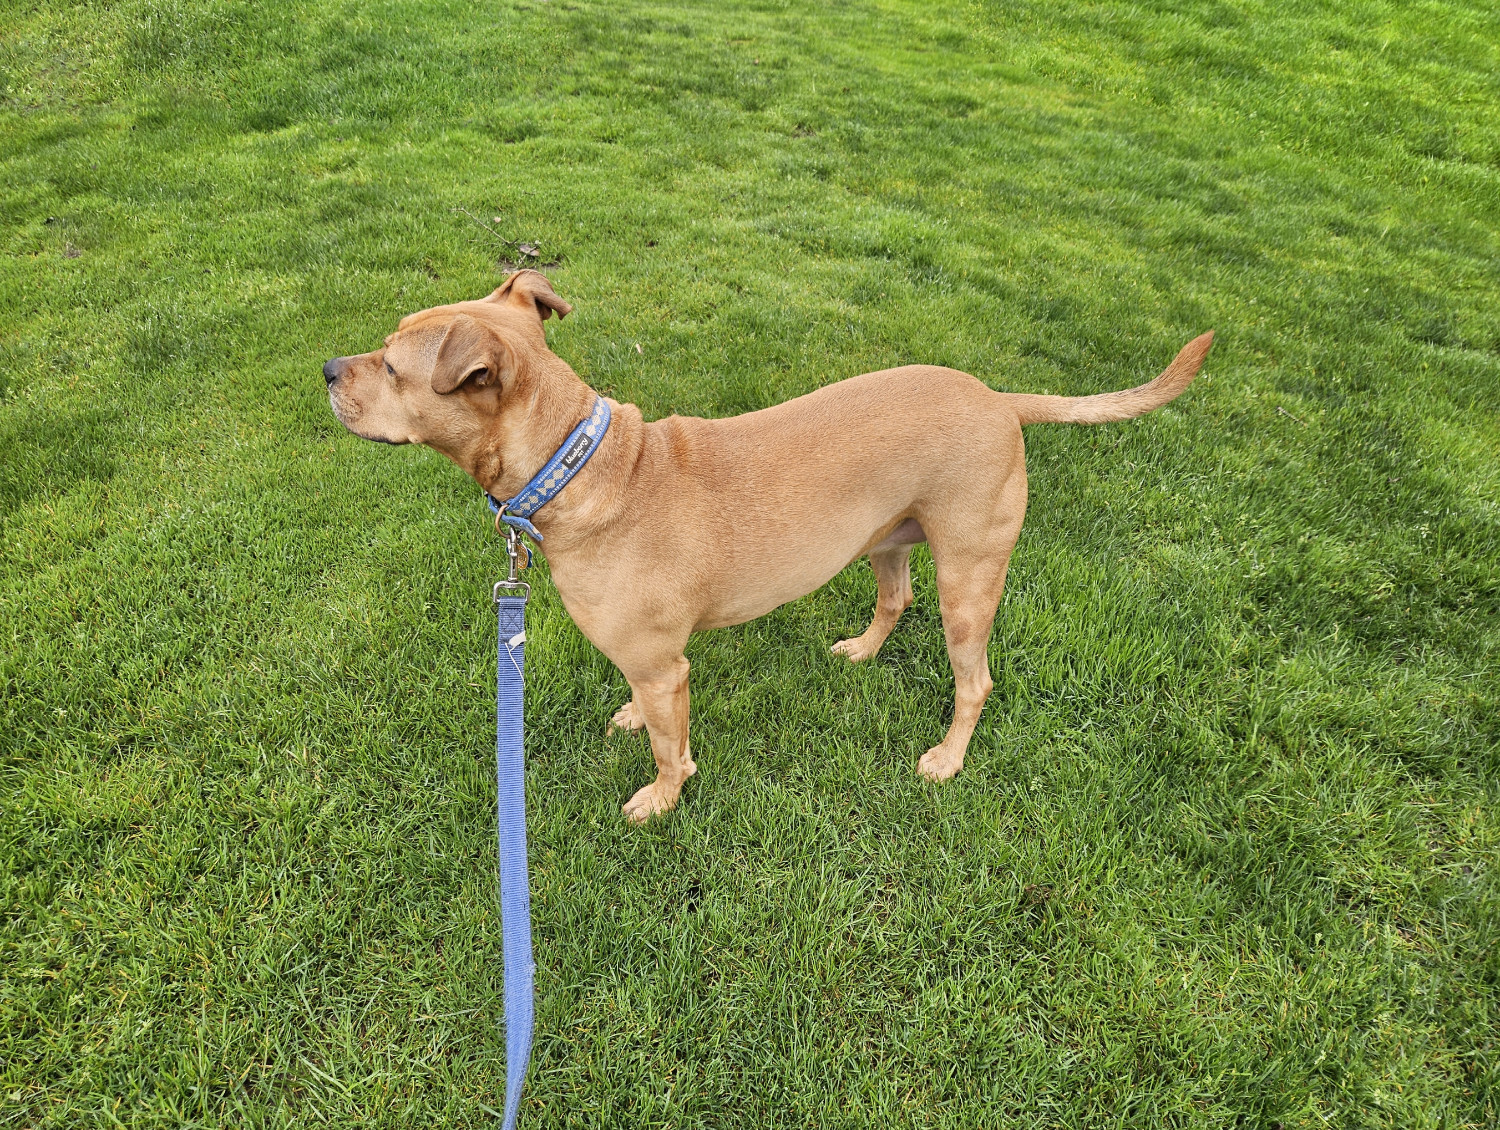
[1004,331,1214,425]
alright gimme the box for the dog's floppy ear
[430,313,512,394]
[487,269,573,322]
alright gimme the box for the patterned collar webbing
[485,397,611,541]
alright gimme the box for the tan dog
[325,270,1212,822]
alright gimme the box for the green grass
[3,0,1498,1125]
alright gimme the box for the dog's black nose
[323,358,343,385]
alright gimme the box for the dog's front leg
[619,654,696,824]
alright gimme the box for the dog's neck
[437,352,639,547]
[485,355,598,497]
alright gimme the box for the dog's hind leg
[607,698,646,734]
[832,544,914,663]
[918,560,1005,782]
[918,488,1025,782]
[619,654,697,824]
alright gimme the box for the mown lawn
[3,1,1498,1126]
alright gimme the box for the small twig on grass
[453,206,543,267]
[1276,406,1307,427]
[453,206,505,245]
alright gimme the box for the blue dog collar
[486,397,611,541]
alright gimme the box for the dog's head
[323,269,572,450]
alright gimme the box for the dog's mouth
[328,389,409,445]
[327,388,358,431]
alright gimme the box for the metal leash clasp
[493,512,531,602]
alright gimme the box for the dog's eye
[384,360,396,377]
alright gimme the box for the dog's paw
[622,781,679,824]
[831,635,880,663]
[607,700,646,735]
[917,746,963,782]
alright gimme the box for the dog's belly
[692,515,927,631]
[869,517,926,553]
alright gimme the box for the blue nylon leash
[486,397,610,1128]
[494,583,531,1130]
